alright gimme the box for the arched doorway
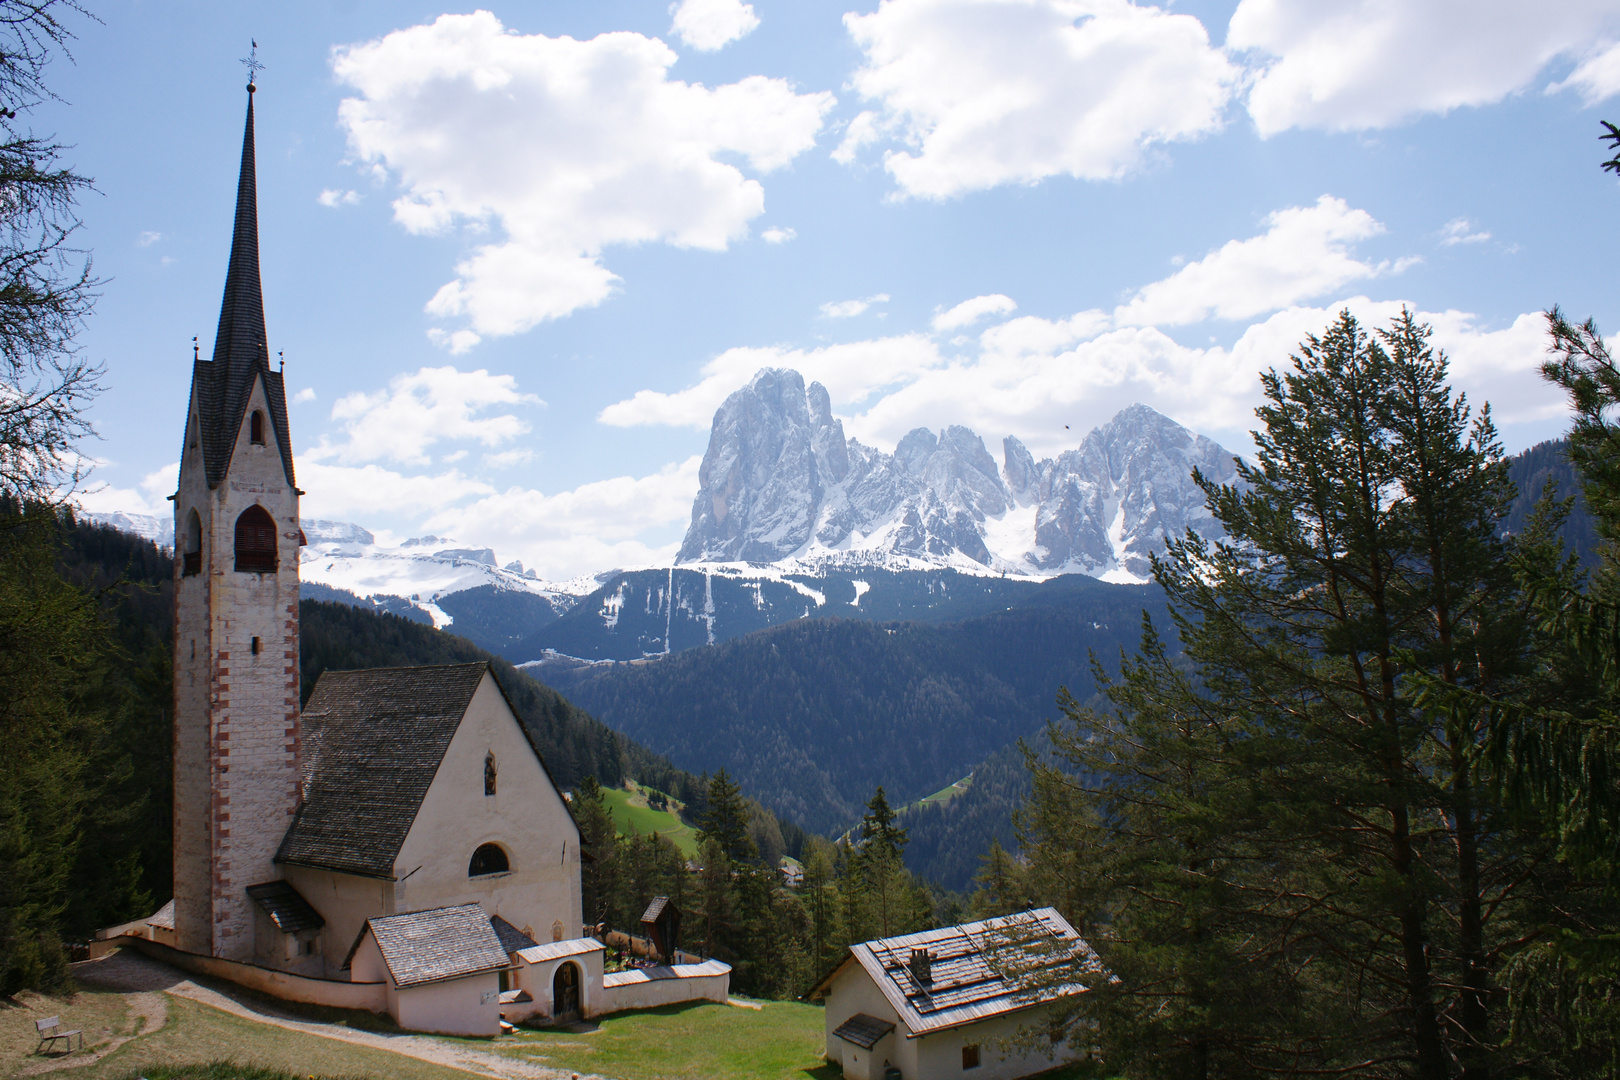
[553,961,580,1022]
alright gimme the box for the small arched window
[249,410,265,445]
[469,843,509,877]
[484,752,497,796]
[234,505,277,573]
[182,509,203,577]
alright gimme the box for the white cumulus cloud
[318,188,362,207]
[1439,217,1491,246]
[933,293,1017,330]
[308,365,540,468]
[1230,0,1620,135]
[1114,195,1397,326]
[1550,39,1620,104]
[821,293,891,318]
[842,0,1238,198]
[332,11,834,345]
[761,226,797,244]
[670,0,760,51]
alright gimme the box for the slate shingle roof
[354,904,510,988]
[245,880,324,933]
[276,663,490,878]
[832,1013,895,1050]
[490,914,539,954]
[808,908,1108,1037]
[189,90,295,490]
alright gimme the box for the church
[93,77,729,1036]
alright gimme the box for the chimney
[909,947,932,985]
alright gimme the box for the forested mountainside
[1503,438,1600,566]
[542,582,1168,836]
[898,736,1048,892]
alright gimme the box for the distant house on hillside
[807,908,1107,1080]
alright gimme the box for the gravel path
[59,950,596,1080]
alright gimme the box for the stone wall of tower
[173,376,301,961]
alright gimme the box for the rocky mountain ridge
[678,368,1240,581]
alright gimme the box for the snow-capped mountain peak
[676,368,1239,581]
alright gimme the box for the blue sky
[62,0,1620,579]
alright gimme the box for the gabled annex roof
[490,914,539,954]
[276,661,578,878]
[349,904,509,989]
[807,907,1106,1038]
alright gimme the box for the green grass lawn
[917,773,974,808]
[603,782,701,856]
[502,999,829,1080]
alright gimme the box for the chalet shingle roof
[353,904,509,988]
[833,1013,895,1050]
[276,663,490,878]
[808,907,1107,1037]
[190,90,295,490]
[246,881,324,933]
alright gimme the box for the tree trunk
[1452,739,1491,1080]
[1392,799,1449,1080]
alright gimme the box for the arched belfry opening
[183,510,203,576]
[469,843,509,877]
[234,504,277,573]
[249,409,265,444]
[485,752,497,796]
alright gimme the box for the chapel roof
[806,907,1107,1037]
[350,904,510,989]
[277,662,490,877]
[187,87,295,489]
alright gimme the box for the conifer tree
[701,769,757,864]
[859,785,907,860]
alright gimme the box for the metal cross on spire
[240,39,264,89]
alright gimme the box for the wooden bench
[35,1016,83,1054]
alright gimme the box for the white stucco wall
[348,931,501,1036]
[599,964,731,1013]
[393,672,581,939]
[172,375,302,962]
[281,864,396,977]
[511,945,604,1021]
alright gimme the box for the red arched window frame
[234,505,278,573]
[249,410,265,445]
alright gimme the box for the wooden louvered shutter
[234,505,278,573]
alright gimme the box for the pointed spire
[211,87,268,377]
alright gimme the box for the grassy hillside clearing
[602,781,701,856]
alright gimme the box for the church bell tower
[171,78,303,961]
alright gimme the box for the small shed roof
[833,1013,896,1050]
[641,896,671,924]
[245,881,324,933]
[350,904,509,989]
[807,907,1106,1038]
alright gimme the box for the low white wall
[125,937,388,1013]
[395,972,503,1037]
[599,961,731,1013]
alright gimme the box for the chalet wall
[393,673,581,939]
[906,1007,1076,1080]
[823,962,901,1074]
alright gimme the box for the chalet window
[962,1044,981,1069]
[469,843,509,877]
[234,505,278,573]
[182,509,202,576]
[485,752,497,796]
[250,409,265,444]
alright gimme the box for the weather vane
[240,39,264,90]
